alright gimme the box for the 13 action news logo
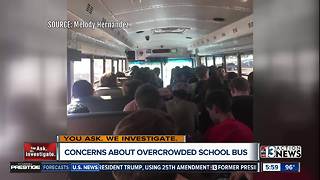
[260,146,302,158]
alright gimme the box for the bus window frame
[93,58,104,84]
[214,55,225,69]
[200,56,206,66]
[68,53,126,101]
[105,58,113,74]
[225,54,238,73]
[122,59,126,71]
[113,59,118,73]
[206,56,214,67]
[212,50,253,76]
[239,52,254,77]
[118,59,123,72]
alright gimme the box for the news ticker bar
[10,162,259,173]
[10,162,301,173]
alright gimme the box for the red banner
[24,143,56,161]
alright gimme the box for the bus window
[200,57,206,65]
[128,58,191,87]
[113,60,118,73]
[119,59,123,72]
[128,62,143,69]
[241,54,253,77]
[73,58,90,83]
[226,55,238,73]
[163,58,192,87]
[93,59,103,83]
[122,60,126,71]
[105,59,112,74]
[207,56,214,66]
[129,61,161,73]
[215,57,223,67]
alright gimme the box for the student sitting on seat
[230,77,253,129]
[122,79,143,101]
[70,80,116,112]
[100,73,118,88]
[204,90,253,142]
[166,82,198,136]
[67,103,89,114]
[152,67,163,88]
[123,84,163,112]
[113,109,178,180]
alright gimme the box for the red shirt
[204,118,254,142]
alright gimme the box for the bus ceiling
[67,0,253,56]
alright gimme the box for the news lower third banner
[11,135,302,173]
[57,143,259,161]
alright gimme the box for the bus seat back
[67,112,129,135]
